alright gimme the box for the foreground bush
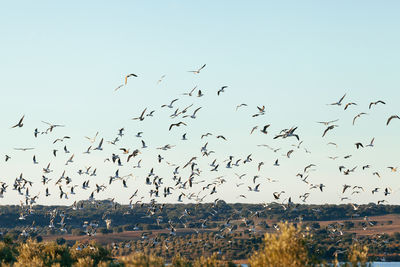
[15,239,73,267]
[118,252,164,266]
[0,226,372,266]
[249,222,312,267]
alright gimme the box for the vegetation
[0,222,376,266]
[249,222,312,266]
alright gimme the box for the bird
[369,100,386,109]
[11,115,25,128]
[217,86,228,96]
[366,138,375,147]
[344,102,357,110]
[161,99,179,109]
[85,132,99,143]
[355,142,364,149]
[183,107,201,119]
[188,64,206,74]
[169,122,187,131]
[353,113,367,125]
[125,73,138,85]
[182,86,197,96]
[216,135,227,141]
[386,115,400,125]
[317,119,339,126]
[373,172,381,178]
[114,84,124,91]
[14,148,34,151]
[260,124,270,134]
[132,108,147,121]
[157,75,166,84]
[328,94,346,106]
[33,155,38,164]
[94,138,104,151]
[236,103,247,111]
[322,125,338,137]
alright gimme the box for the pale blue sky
[0,1,399,205]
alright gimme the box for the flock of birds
[1,64,400,239]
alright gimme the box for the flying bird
[188,64,206,74]
[217,86,228,96]
[322,125,338,137]
[369,100,386,109]
[386,115,400,125]
[125,73,138,85]
[132,108,147,121]
[169,122,187,131]
[11,115,25,128]
[328,93,346,106]
[353,113,367,125]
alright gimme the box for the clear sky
[0,1,399,205]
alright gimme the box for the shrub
[15,239,73,267]
[119,252,164,266]
[249,222,312,267]
[346,243,370,267]
[192,253,232,267]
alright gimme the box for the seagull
[366,138,375,147]
[132,108,147,121]
[387,115,400,125]
[373,172,381,178]
[85,132,99,143]
[369,100,386,109]
[14,148,34,151]
[236,103,247,111]
[188,64,206,74]
[141,140,147,149]
[217,86,228,96]
[94,138,104,151]
[252,106,266,117]
[353,113,367,125]
[169,122,187,131]
[322,125,338,137]
[317,119,339,126]
[182,86,197,96]
[344,102,357,110]
[41,121,65,132]
[11,115,25,128]
[342,184,351,194]
[260,124,270,134]
[125,73,138,85]
[114,84,124,91]
[182,133,187,140]
[184,107,201,119]
[216,135,227,141]
[246,127,258,136]
[328,93,346,106]
[157,75,166,84]
[355,142,363,149]
[161,99,179,108]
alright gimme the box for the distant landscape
[1,201,400,265]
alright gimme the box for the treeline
[1,201,399,230]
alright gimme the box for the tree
[249,222,312,267]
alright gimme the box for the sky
[0,1,399,205]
